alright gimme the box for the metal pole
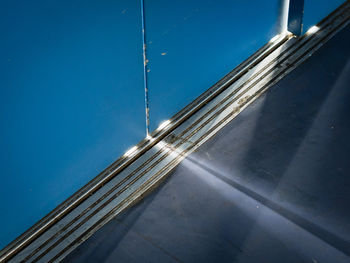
[279,0,290,33]
[288,0,304,36]
[140,0,150,136]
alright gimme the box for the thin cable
[140,0,150,136]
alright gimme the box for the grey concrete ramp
[63,23,350,263]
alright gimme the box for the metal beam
[288,0,305,35]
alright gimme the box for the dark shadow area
[234,23,350,242]
[186,156,350,256]
[196,23,350,257]
[63,181,180,263]
[65,161,310,263]
[64,24,350,263]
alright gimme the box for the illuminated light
[157,120,171,130]
[269,34,280,43]
[306,25,319,35]
[124,146,138,157]
[146,135,155,142]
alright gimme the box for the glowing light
[146,135,155,142]
[157,120,171,130]
[124,146,138,157]
[269,34,280,43]
[306,26,319,35]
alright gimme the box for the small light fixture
[306,25,319,35]
[124,146,138,157]
[157,120,171,130]
[269,34,280,43]
[146,135,155,142]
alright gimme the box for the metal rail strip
[1,1,350,262]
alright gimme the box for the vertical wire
[140,0,150,136]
